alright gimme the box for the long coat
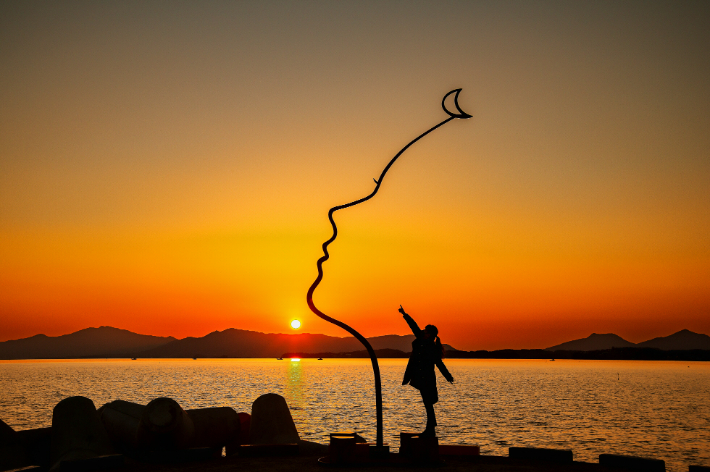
[401,313,453,404]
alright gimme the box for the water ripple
[0,358,708,472]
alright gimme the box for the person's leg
[421,391,437,436]
[424,402,436,431]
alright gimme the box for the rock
[249,394,299,445]
[50,396,114,470]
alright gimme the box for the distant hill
[546,333,635,351]
[637,329,710,350]
[546,330,710,351]
[4,325,707,359]
[0,327,175,360]
[138,328,458,359]
[0,327,457,359]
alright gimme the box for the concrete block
[16,427,52,468]
[329,435,356,463]
[354,442,371,460]
[0,418,15,440]
[509,446,573,463]
[599,453,665,471]
[55,453,124,471]
[138,446,222,463]
[412,437,439,462]
[398,432,420,457]
[101,401,144,420]
[99,400,145,451]
[186,407,240,448]
[689,466,710,472]
[224,412,251,456]
[237,412,250,445]
[296,439,329,456]
[249,394,299,445]
[439,444,480,456]
[50,397,114,470]
[369,444,390,460]
[236,443,299,457]
[399,432,438,462]
[0,418,25,471]
[136,398,194,450]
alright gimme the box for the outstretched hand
[398,305,406,315]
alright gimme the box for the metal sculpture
[306,89,471,448]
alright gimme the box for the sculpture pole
[306,89,471,448]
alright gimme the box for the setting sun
[290,319,301,330]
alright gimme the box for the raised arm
[398,305,423,338]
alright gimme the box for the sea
[1,358,708,471]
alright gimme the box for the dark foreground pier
[2,393,706,472]
[126,448,634,472]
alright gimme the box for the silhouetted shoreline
[285,347,710,361]
[447,347,710,361]
[2,326,709,360]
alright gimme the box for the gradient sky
[1,1,709,350]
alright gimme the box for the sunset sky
[1,1,708,350]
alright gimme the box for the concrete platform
[126,445,621,472]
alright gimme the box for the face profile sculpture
[306,89,471,448]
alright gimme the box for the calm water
[1,358,708,471]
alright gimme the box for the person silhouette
[399,305,454,438]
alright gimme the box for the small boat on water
[318,358,323,360]
[550,359,555,361]
[277,357,283,360]
[131,357,137,360]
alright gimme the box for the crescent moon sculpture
[442,88,472,119]
[306,89,471,449]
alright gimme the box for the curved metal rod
[306,90,470,447]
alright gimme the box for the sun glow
[291,319,301,329]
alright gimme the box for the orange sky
[1,2,709,350]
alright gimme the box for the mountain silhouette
[546,330,710,351]
[546,333,636,351]
[138,329,458,358]
[3,326,706,359]
[0,327,457,359]
[0,327,175,359]
[636,329,710,350]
